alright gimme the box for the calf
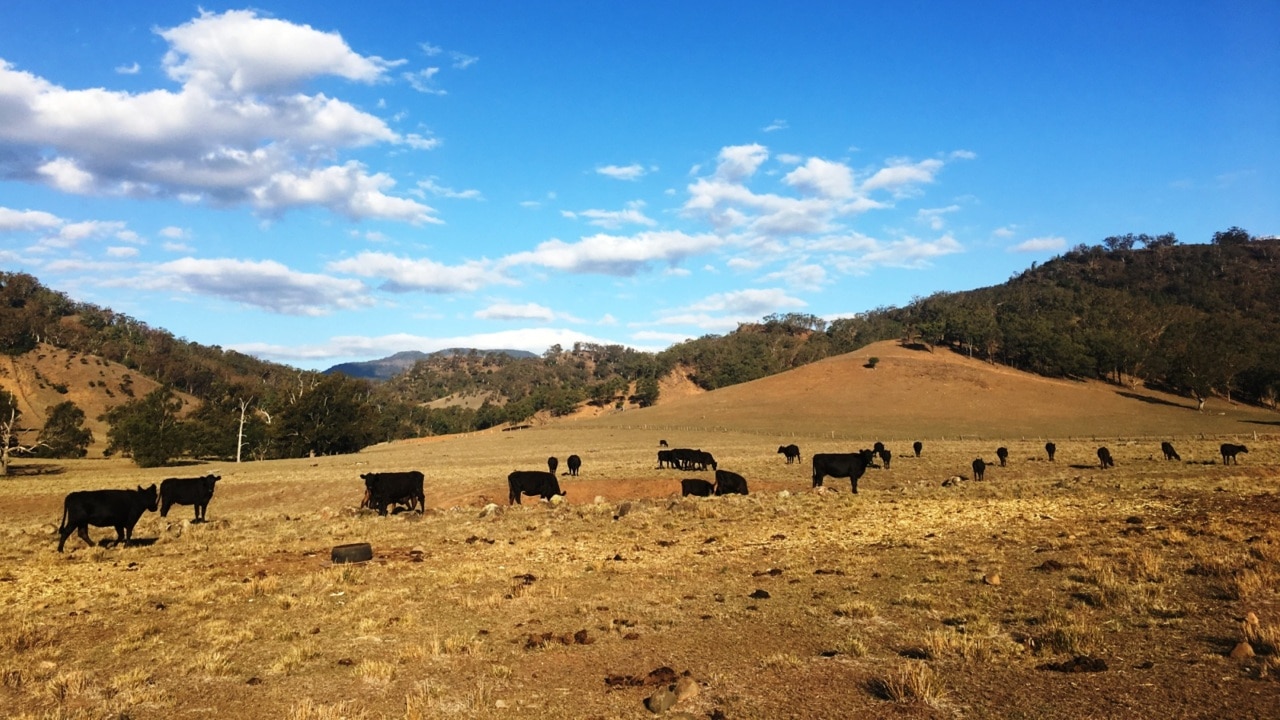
[996,447,1009,467]
[878,448,892,470]
[812,450,876,493]
[547,456,559,475]
[913,441,923,458]
[777,444,801,464]
[1045,442,1057,462]
[1220,443,1248,465]
[566,454,582,476]
[972,458,986,481]
[681,479,714,497]
[58,485,158,552]
[159,474,221,522]
[508,470,564,505]
[713,469,749,496]
[659,439,669,447]
[1161,441,1181,461]
[1097,447,1115,469]
[361,471,425,515]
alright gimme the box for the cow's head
[206,475,222,483]
[137,484,159,511]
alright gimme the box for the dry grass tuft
[4,619,55,653]
[869,663,948,708]
[287,698,369,720]
[1243,616,1280,656]
[1035,608,1102,655]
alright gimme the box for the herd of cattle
[52,440,1254,551]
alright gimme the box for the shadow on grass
[1115,390,1193,410]
[1243,419,1280,427]
[4,464,65,477]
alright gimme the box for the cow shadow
[1067,463,1097,470]
[1244,419,1280,427]
[1115,390,1193,411]
[5,464,66,476]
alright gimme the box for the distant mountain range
[324,348,538,381]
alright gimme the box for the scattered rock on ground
[983,573,1002,586]
[644,686,677,714]
[1229,641,1255,659]
[674,676,699,702]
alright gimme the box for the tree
[273,373,375,457]
[103,386,186,467]
[632,376,660,407]
[33,400,93,459]
[1,389,40,475]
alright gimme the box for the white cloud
[596,164,647,181]
[715,144,769,182]
[503,230,723,276]
[475,302,556,322]
[1010,236,1066,253]
[39,220,128,249]
[417,178,483,200]
[564,200,656,230]
[163,241,194,253]
[784,157,855,199]
[761,262,828,291]
[992,226,1017,239]
[115,62,140,75]
[235,328,635,363]
[451,52,479,69]
[106,246,139,258]
[686,288,806,315]
[861,158,944,193]
[328,251,511,293]
[251,163,439,223]
[762,119,788,133]
[0,207,63,232]
[37,158,96,193]
[159,226,189,239]
[917,204,961,230]
[139,257,373,315]
[404,67,446,94]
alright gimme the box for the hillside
[326,348,537,381]
[578,339,1278,439]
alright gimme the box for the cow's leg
[850,477,859,494]
[76,525,94,548]
[160,501,171,518]
[57,525,76,552]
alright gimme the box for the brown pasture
[2,342,1279,718]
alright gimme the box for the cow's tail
[57,501,69,536]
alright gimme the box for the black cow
[1161,441,1181,461]
[913,441,923,458]
[996,447,1009,467]
[681,479,714,497]
[1045,442,1057,462]
[672,448,716,471]
[547,456,559,475]
[566,454,582,476]
[659,439,669,447]
[713,469,749,496]
[1097,447,1115,469]
[159,474,220,522]
[57,485,158,552]
[812,450,876,493]
[777,444,801,464]
[657,449,676,469]
[361,471,425,515]
[507,471,564,505]
[972,458,986,481]
[878,448,892,470]
[1220,443,1248,465]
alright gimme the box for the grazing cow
[159,474,221,522]
[878,448,892,470]
[1220,443,1248,465]
[996,447,1009,467]
[566,454,582,476]
[913,441,923,458]
[657,449,676,469]
[681,479,714,497]
[812,450,877,493]
[777,444,801,464]
[361,471,425,515]
[1045,442,1057,462]
[659,439,669,447]
[507,471,564,505]
[972,458,986,481]
[1097,447,1115,469]
[57,485,158,552]
[672,448,716,471]
[713,469,749,496]
[1161,441,1181,461]
[547,456,559,475]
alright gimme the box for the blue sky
[1,2,1277,370]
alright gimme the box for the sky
[1,2,1277,371]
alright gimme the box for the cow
[507,470,564,505]
[57,485,158,552]
[566,454,582,476]
[713,469,749,496]
[681,479,714,497]
[812,450,877,493]
[547,456,559,475]
[913,441,923,458]
[996,447,1009,467]
[1097,447,1115,469]
[659,439,669,447]
[972,458,986,481]
[878,448,892,470]
[1045,442,1057,462]
[1161,441,1181,461]
[672,448,716,471]
[657,449,676,469]
[360,471,426,515]
[159,474,220,522]
[1220,443,1248,465]
[777,444,801,464]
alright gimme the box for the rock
[777,490,791,498]
[479,503,500,518]
[645,667,678,685]
[1244,611,1260,626]
[644,686,677,714]
[594,496,607,505]
[1229,641,1255,659]
[749,589,771,599]
[615,501,634,519]
[549,494,565,507]
[495,699,508,709]
[674,676,699,702]
[983,573,1001,586]
[1039,655,1108,673]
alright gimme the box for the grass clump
[868,663,947,708]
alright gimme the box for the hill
[578,339,1279,439]
[325,348,537,381]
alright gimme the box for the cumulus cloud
[686,288,806,315]
[1010,236,1066,253]
[106,246,139,258]
[0,207,63,232]
[474,302,556,322]
[714,144,769,183]
[503,230,723,276]
[137,257,373,315]
[917,204,961,230]
[861,158,944,193]
[0,9,435,223]
[159,226,189,239]
[328,251,511,293]
[784,157,855,199]
[596,164,647,181]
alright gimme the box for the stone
[549,494,565,507]
[479,503,500,518]
[644,686,677,714]
[1229,641,1255,659]
[674,676,699,702]
[615,501,634,519]
[983,573,1002,586]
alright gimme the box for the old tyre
[331,542,373,564]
